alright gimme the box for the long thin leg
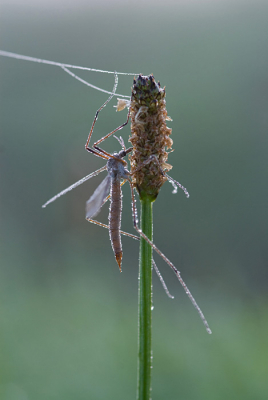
[86,217,173,298]
[86,146,110,160]
[85,72,119,150]
[152,260,174,299]
[128,179,212,334]
[92,103,131,147]
[86,218,138,239]
[84,71,132,159]
[93,146,117,159]
[42,166,107,208]
[92,144,132,164]
[165,173,190,198]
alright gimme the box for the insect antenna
[113,135,126,150]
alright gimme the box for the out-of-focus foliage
[0,1,268,399]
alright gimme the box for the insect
[86,139,132,271]
[42,135,173,295]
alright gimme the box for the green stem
[137,197,153,400]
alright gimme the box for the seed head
[129,75,173,201]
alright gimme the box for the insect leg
[42,166,107,208]
[86,217,174,298]
[85,72,119,150]
[165,173,189,198]
[128,179,212,334]
[86,146,110,160]
[92,95,132,148]
[152,260,174,299]
[92,144,133,164]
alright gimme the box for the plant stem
[137,197,153,400]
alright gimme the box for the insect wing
[86,175,111,219]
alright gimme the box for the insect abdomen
[109,179,123,271]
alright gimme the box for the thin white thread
[0,50,136,98]
[0,50,138,75]
[61,67,130,99]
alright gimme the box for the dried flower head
[129,74,173,201]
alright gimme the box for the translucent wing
[86,175,112,219]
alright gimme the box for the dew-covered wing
[85,175,111,219]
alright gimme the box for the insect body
[42,141,173,299]
[85,146,132,271]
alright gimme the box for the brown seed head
[129,75,173,201]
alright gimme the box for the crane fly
[85,141,132,271]
[41,137,173,296]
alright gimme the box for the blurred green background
[1,0,268,399]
